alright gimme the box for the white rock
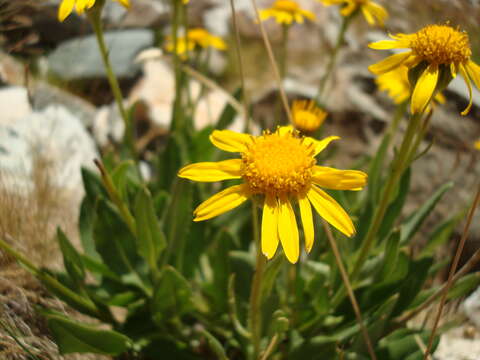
[0,87,32,126]
[0,105,98,200]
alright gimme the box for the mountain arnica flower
[58,0,130,22]
[165,28,227,56]
[259,0,316,25]
[320,0,388,26]
[178,126,367,264]
[375,65,445,106]
[291,100,327,133]
[369,24,480,115]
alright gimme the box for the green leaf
[157,133,189,191]
[447,272,480,301]
[420,211,463,257]
[391,257,433,316]
[57,228,85,284]
[111,161,138,202]
[81,167,106,201]
[79,197,99,259]
[377,328,439,360]
[45,313,131,355]
[261,255,284,300]
[197,329,228,360]
[378,230,401,281]
[378,168,411,241]
[134,187,166,269]
[367,132,391,204]
[216,87,242,130]
[152,266,193,325]
[400,182,453,244]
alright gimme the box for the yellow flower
[375,66,446,106]
[259,0,316,25]
[320,0,388,26]
[475,140,480,150]
[165,28,227,56]
[178,126,367,264]
[368,24,480,116]
[291,100,327,133]
[58,0,130,22]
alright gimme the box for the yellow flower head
[475,140,480,151]
[291,100,327,133]
[178,126,367,264]
[320,0,388,26]
[259,0,316,25]
[369,24,480,115]
[375,66,446,106]
[58,0,130,22]
[165,28,227,56]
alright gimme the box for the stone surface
[0,87,32,126]
[0,105,98,199]
[48,29,154,80]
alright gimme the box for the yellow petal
[411,65,439,114]
[361,6,375,26]
[465,60,480,90]
[261,196,279,259]
[363,2,388,26]
[303,135,340,156]
[178,159,242,182]
[75,0,88,14]
[368,40,402,50]
[115,0,130,8]
[58,0,75,21]
[307,185,355,237]
[459,64,473,116]
[312,166,367,191]
[368,52,412,75]
[209,130,253,153]
[340,1,357,17]
[194,184,249,221]
[278,198,299,264]
[298,195,314,253]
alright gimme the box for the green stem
[0,238,105,320]
[351,112,423,280]
[88,11,137,166]
[249,204,266,359]
[316,15,351,105]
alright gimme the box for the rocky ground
[1,0,480,359]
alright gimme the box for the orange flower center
[241,129,316,196]
[411,25,472,66]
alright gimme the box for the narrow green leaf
[400,182,453,244]
[111,161,138,202]
[379,230,401,281]
[57,228,85,283]
[45,314,131,355]
[447,272,480,301]
[134,187,166,270]
[367,132,391,204]
[197,329,228,360]
[420,211,464,257]
[391,257,433,316]
[378,168,411,241]
[152,266,193,325]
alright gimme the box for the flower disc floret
[242,131,315,196]
[411,25,471,66]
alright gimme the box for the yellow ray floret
[259,0,316,25]
[369,24,480,115]
[165,28,227,56]
[58,0,130,22]
[178,126,367,264]
[291,99,327,133]
[375,66,445,106]
[319,0,388,27]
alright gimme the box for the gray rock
[0,105,98,198]
[0,87,32,126]
[48,29,154,80]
